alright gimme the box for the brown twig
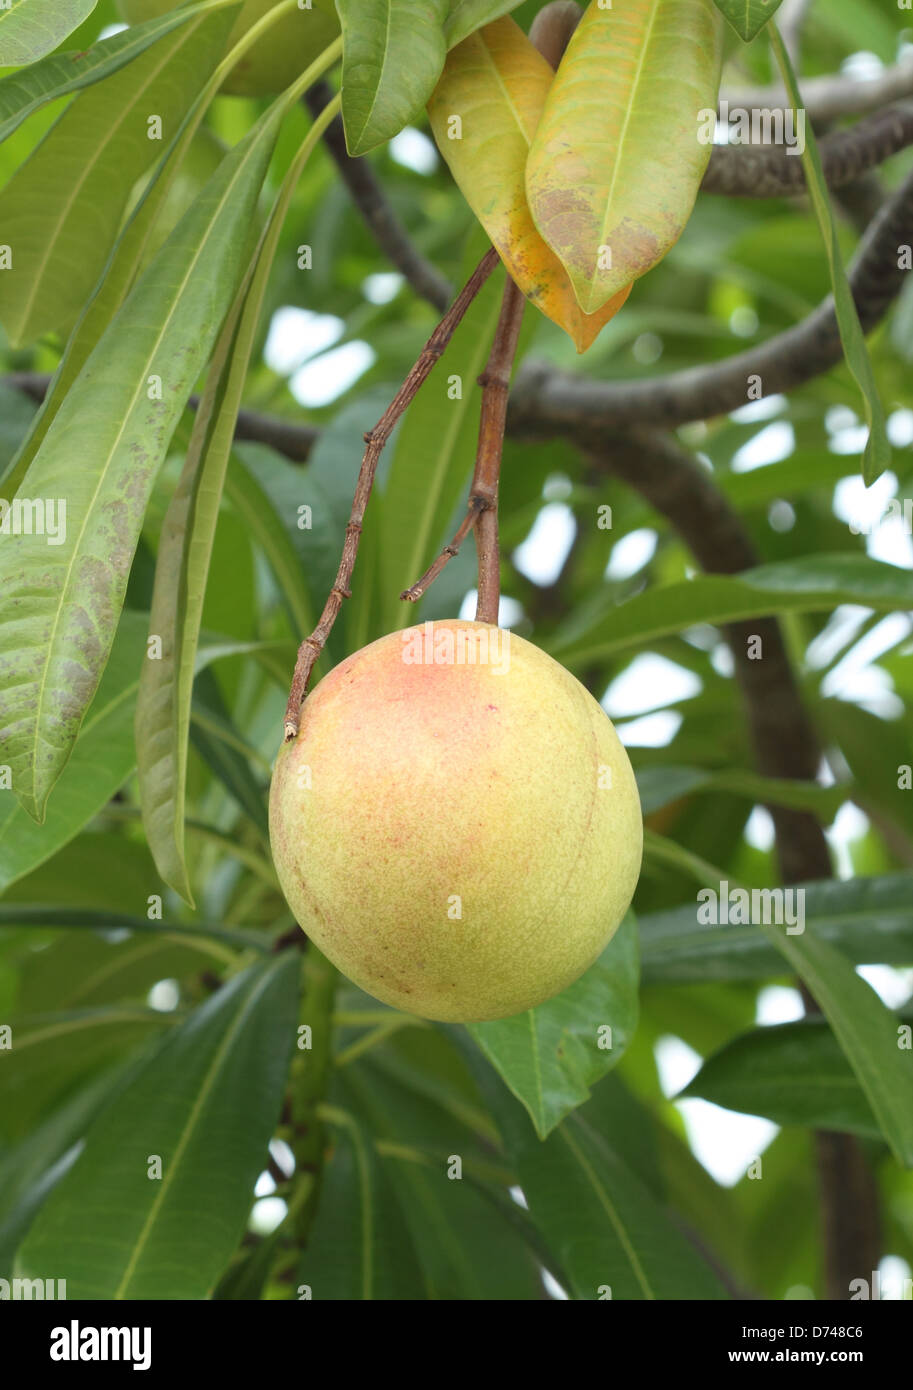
[399,274,526,617]
[399,502,481,602]
[282,246,500,739]
[702,104,913,199]
[721,55,913,121]
[473,275,526,623]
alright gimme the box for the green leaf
[713,0,784,41]
[468,912,639,1138]
[443,0,524,48]
[636,764,848,820]
[682,1014,885,1138]
[340,1057,543,1298]
[16,954,299,1299]
[526,0,724,312]
[0,2,237,143]
[380,252,506,631]
[0,1069,126,1276]
[769,23,889,483]
[0,380,36,484]
[639,873,913,984]
[642,847,913,1167]
[225,449,314,638]
[338,0,449,156]
[0,904,270,956]
[458,1040,727,1300]
[772,929,913,1167]
[135,94,337,900]
[549,555,913,670]
[15,930,227,1013]
[0,0,98,66]
[1,7,256,495]
[0,98,284,825]
[0,5,236,347]
[0,610,147,894]
[816,698,913,845]
[0,1005,172,1142]
[189,671,270,839]
[298,1105,426,1299]
[1,829,157,912]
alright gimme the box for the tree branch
[701,104,913,198]
[304,79,452,312]
[721,55,913,121]
[1,374,322,464]
[509,163,913,434]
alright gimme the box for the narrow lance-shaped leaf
[298,1103,427,1300]
[772,928,913,1167]
[769,22,889,484]
[681,1015,886,1139]
[2,5,249,496]
[0,98,285,823]
[453,1033,727,1300]
[135,93,340,902]
[16,955,299,1299]
[0,5,236,347]
[526,0,724,313]
[338,0,449,155]
[646,841,913,1167]
[0,1,241,144]
[714,0,784,41]
[0,0,98,66]
[548,554,913,670]
[427,17,631,351]
[639,872,913,984]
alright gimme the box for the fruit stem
[283,247,500,739]
[472,273,526,624]
[399,272,526,619]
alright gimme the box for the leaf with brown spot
[427,16,630,352]
[0,103,284,824]
[526,0,724,314]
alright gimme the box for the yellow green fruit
[117,0,340,97]
[269,620,643,1022]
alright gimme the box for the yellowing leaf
[427,16,630,352]
[526,0,723,314]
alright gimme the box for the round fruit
[270,620,643,1022]
[124,126,228,270]
[117,0,340,98]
